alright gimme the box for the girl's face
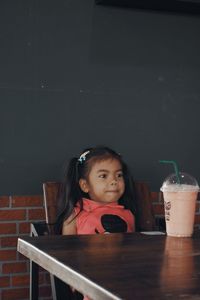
[79,158,125,204]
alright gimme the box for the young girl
[55,146,136,235]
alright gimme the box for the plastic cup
[160,172,199,237]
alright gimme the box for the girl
[55,146,136,235]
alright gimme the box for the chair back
[134,181,156,231]
[43,182,61,225]
[43,181,156,232]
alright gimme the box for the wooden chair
[31,182,82,300]
[134,181,156,231]
[42,180,163,233]
[42,181,157,232]
[31,180,164,300]
[43,182,61,229]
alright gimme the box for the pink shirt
[74,198,134,234]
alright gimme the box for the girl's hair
[55,146,136,234]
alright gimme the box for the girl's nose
[111,179,117,185]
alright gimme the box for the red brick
[0,276,10,287]
[0,209,26,221]
[196,201,200,213]
[28,208,45,220]
[2,288,29,300]
[12,195,43,207]
[0,249,16,261]
[19,222,30,234]
[39,265,48,273]
[39,272,51,284]
[0,223,16,234]
[160,192,164,202]
[150,192,159,202]
[152,203,164,215]
[39,285,52,297]
[2,262,27,274]
[18,253,29,261]
[0,196,10,207]
[44,272,51,284]
[12,274,29,286]
[195,214,200,224]
[39,272,47,284]
[1,236,18,248]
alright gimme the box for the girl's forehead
[90,158,122,171]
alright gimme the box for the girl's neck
[83,197,118,206]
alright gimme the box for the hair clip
[78,150,90,164]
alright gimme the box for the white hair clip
[78,150,90,164]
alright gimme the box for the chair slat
[43,182,61,225]
[134,181,156,231]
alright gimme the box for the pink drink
[163,185,198,237]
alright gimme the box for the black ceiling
[95,0,200,14]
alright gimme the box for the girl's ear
[79,179,89,193]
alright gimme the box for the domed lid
[160,172,199,192]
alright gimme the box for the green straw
[159,160,181,184]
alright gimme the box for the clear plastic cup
[160,172,199,237]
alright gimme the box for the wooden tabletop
[17,232,200,300]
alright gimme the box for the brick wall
[0,195,52,300]
[0,192,200,300]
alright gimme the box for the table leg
[30,260,39,300]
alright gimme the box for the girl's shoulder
[62,210,77,235]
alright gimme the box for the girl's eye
[99,174,107,178]
[117,173,123,178]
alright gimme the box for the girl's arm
[62,211,77,235]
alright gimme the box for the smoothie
[163,185,198,237]
[161,173,199,237]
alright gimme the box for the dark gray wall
[0,0,200,195]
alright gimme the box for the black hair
[55,146,136,234]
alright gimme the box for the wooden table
[17,232,200,300]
